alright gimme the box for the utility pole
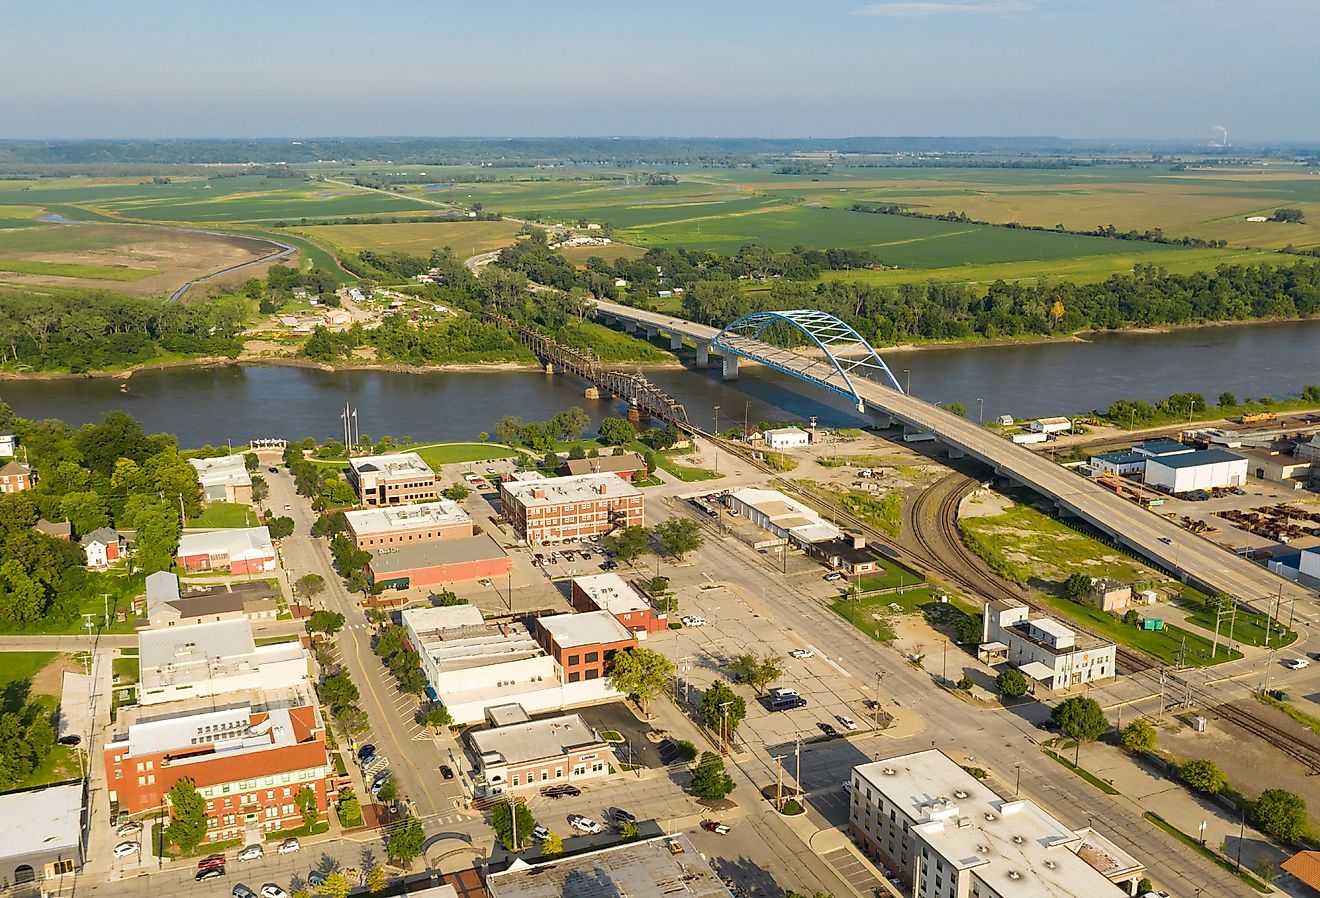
[1014,763,1022,798]
[795,739,802,798]
[942,637,948,685]
[773,754,783,810]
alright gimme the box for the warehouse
[1144,448,1248,494]
[367,533,511,589]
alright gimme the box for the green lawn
[1175,590,1297,649]
[1033,592,1241,666]
[414,442,521,467]
[0,572,144,636]
[855,557,926,592]
[0,652,57,693]
[831,589,939,640]
[112,656,139,686]
[191,501,258,528]
[652,450,721,482]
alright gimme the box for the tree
[598,417,636,446]
[296,784,320,826]
[607,647,674,712]
[243,452,259,471]
[689,751,735,801]
[995,667,1029,698]
[699,681,747,741]
[251,474,269,502]
[59,491,109,536]
[295,573,326,601]
[620,819,640,841]
[947,402,968,418]
[267,515,295,539]
[655,517,704,561]
[317,872,352,898]
[1179,759,1227,795]
[542,830,564,858]
[1119,719,1157,754]
[490,800,537,849]
[336,788,364,828]
[729,652,783,696]
[365,865,387,894]
[478,432,489,443]
[1253,789,1308,841]
[1061,572,1093,601]
[419,703,453,730]
[551,407,591,441]
[1052,696,1108,763]
[307,609,346,637]
[165,779,207,853]
[442,483,470,501]
[376,778,398,803]
[1218,392,1237,408]
[320,671,360,714]
[493,416,524,446]
[603,525,650,564]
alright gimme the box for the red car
[197,854,226,869]
[701,820,731,835]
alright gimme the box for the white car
[1282,658,1311,670]
[569,814,603,834]
[681,616,706,627]
[116,820,144,837]
[237,843,264,861]
[788,649,814,659]
[823,572,845,582]
[277,836,300,854]
[261,886,289,898]
[113,840,140,858]
[836,715,858,731]
[842,780,853,794]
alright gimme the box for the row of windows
[565,669,601,683]
[206,785,298,810]
[508,761,604,787]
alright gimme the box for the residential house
[0,460,33,493]
[80,527,124,569]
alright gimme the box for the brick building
[499,473,643,543]
[569,573,667,635]
[534,611,636,684]
[347,453,438,506]
[346,500,473,549]
[176,527,276,575]
[0,460,33,493]
[367,534,512,590]
[468,707,615,795]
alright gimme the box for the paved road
[591,299,1317,621]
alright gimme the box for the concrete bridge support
[868,413,894,430]
[643,325,659,339]
[670,333,684,350]
[543,361,555,375]
[624,320,639,334]
[945,444,966,460]
[584,386,600,400]
[696,344,710,368]
[722,354,740,380]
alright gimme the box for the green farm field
[291,219,523,256]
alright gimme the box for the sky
[3,0,1318,141]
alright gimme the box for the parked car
[261,885,289,898]
[116,820,143,837]
[836,714,858,731]
[277,837,301,854]
[372,770,392,789]
[232,885,258,898]
[58,734,81,746]
[823,572,844,582]
[681,616,706,627]
[439,764,455,780]
[197,867,226,882]
[701,820,731,835]
[532,824,550,841]
[569,814,603,834]
[788,649,813,659]
[485,467,498,475]
[237,844,264,861]
[357,743,376,762]
[608,807,636,825]
[601,560,618,571]
[198,854,227,870]
[818,722,839,737]
[1282,658,1311,670]
[268,467,278,474]
[542,784,582,798]
[842,779,853,794]
[113,841,140,858]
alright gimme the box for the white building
[1131,438,1195,459]
[346,452,438,506]
[1028,417,1072,434]
[0,431,15,457]
[1143,448,1247,494]
[138,618,312,706]
[79,527,123,568]
[189,455,252,504]
[849,750,1145,898]
[0,781,83,885]
[980,599,1116,690]
[486,834,735,898]
[763,426,810,451]
[1088,451,1146,478]
[1270,547,1320,591]
[726,487,841,548]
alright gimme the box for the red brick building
[499,473,643,544]
[367,534,511,590]
[0,460,33,494]
[103,699,333,844]
[569,573,667,635]
[534,611,637,684]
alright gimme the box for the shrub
[1179,759,1227,795]
[995,668,1028,698]
[1253,789,1308,841]
[780,798,804,815]
[675,739,699,762]
[1119,719,1157,754]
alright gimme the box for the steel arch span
[711,309,903,410]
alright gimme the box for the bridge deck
[593,299,1315,615]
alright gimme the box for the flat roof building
[534,611,637,684]
[727,487,842,548]
[499,473,643,544]
[346,500,473,548]
[763,426,810,450]
[486,834,735,898]
[1089,450,1146,477]
[347,452,438,506]
[0,782,83,885]
[980,599,1115,691]
[468,712,614,795]
[1133,438,1195,458]
[569,573,667,634]
[850,750,1144,898]
[189,455,252,505]
[176,527,276,575]
[367,533,511,590]
[138,618,311,705]
[1144,448,1247,494]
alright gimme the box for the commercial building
[726,487,841,548]
[347,452,438,506]
[1089,451,1146,478]
[1086,578,1133,613]
[849,750,1145,898]
[1132,437,1195,459]
[1028,417,1073,434]
[499,473,643,543]
[486,834,735,898]
[763,426,811,450]
[1236,446,1313,487]
[176,527,276,575]
[366,534,511,589]
[1269,546,1320,591]
[570,572,667,635]
[403,606,621,724]
[189,455,253,505]
[79,527,123,568]
[143,572,278,629]
[346,500,473,549]
[533,611,637,684]
[1144,448,1247,493]
[103,688,332,844]
[138,618,312,706]
[0,782,83,886]
[980,599,1116,691]
[809,534,885,576]
[559,451,647,480]
[467,707,615,795]
[0,460,33,493]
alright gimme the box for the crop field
[0,222,273,295]
[291,219,522,256]
[558,240,648,265]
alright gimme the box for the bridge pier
[722,355,739,380]
[543,361,555,375]
[584,386,600,400]
[868,413,894,430]
[627,405,651,424]
[696,344,710,368]
[624,321,639,334]
[670,333,684,351]
[945,444,966,460]
[643,325,659,339]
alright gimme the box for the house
[1028,416,1073,434]
[1143,448,1247,493]
[980,599,1116,690]
[0,431,15,457]
[570,573,667,634]
[763,427,810,450]
[292,287,309,299]
[80,527,123,569]
[0,460,33,493]
[189,455,252,505]
[175,527,276,575]
[809,534,883,576]
[0,782,84,885]
[499,473,644,544]
[34,518,72,540]
[533,611,637,684]
[467,707,615,795]
[1087,578,1133,613]
[558,451,647,480]
[347,453,438,506]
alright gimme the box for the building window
[585,669,599,680]
[568,671,580,683]
[568,654,580,666]
[584,651,599,663]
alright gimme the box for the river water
[2,319,1318,446]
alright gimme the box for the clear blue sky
[4,0,1316,141]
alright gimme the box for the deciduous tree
[655,517,704,561]
[607,647,674,712]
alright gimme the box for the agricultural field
[290,219,522,257]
